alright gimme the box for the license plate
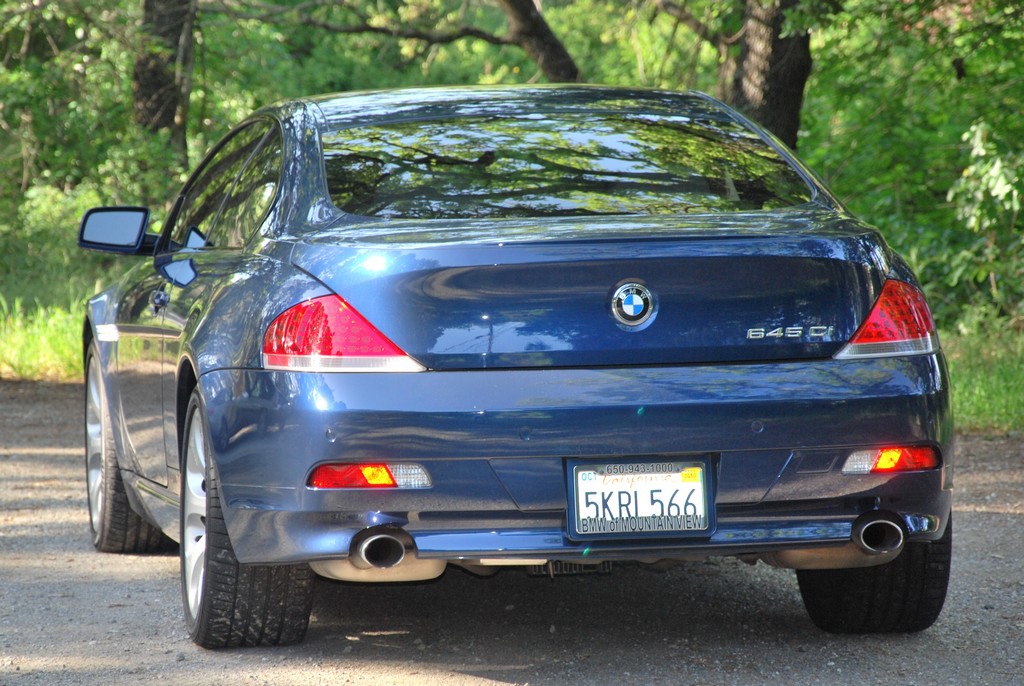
[571,461,710,537]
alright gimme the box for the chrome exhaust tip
[351,530,409,569]
[314,527,444,582]
[852,513,905,555]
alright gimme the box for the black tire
[797,516,952,633]
[180,390,314,648]
[84,343,175,554]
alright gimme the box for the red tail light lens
[308,463,432,489]
[835,280,938,359]
[263,295,424,372]
[842,446,941,474]
[309,464,397,488]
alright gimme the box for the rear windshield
[322,112,813,220]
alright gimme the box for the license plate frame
[566,458,715,540]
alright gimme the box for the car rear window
[322,112,813,219]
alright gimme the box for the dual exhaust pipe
[342,515,907,576]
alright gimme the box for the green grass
[942,329,1024,434]
[0,297,83,381]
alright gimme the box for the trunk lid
[289,208,889,370]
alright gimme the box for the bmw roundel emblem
[611,282,655,327]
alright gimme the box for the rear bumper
[198,354,952,565]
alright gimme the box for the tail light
[263,295,424,372]
[834,280,938,359]
[308,463,432,489]
[842,446,940,474]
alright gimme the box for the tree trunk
[132,0,197,168]
[727,0,812,150]
[714,42,739,103]
[497,0,581,82]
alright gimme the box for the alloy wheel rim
[85,355,105,535]
[182,408,208,619]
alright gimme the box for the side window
[215,126,283,248]
[166,122,270,250]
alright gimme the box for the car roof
[293,84,733,130]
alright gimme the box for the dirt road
[1,380,1021,685]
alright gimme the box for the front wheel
[797,516,952,633]
[180,390,314,648]
[84,343,174,553]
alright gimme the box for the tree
[496,0,579,81]
[649,0,744,99]
[207,0,580,83]
[133,0,198,167]
[652,0,815,149]
[730,0,811,149]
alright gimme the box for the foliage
[1,0,1023,429]
[946,121,1024,325]
[0,184,122,309]
[950,123,1023,238]
[798,0,1024,329]
[943,326,1024,434]
[547,1,720,91]
[0,181,124,381]
[0,298,82,380]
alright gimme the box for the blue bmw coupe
[79,85,952,648]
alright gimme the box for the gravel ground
[1,380,1021,686]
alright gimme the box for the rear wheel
[797,516,952,633]
[180,390,314,648]
[84,343,174,553]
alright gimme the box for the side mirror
[78,207,156,255]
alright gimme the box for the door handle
[150,288,170,313]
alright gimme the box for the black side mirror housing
[78,207,158,255]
